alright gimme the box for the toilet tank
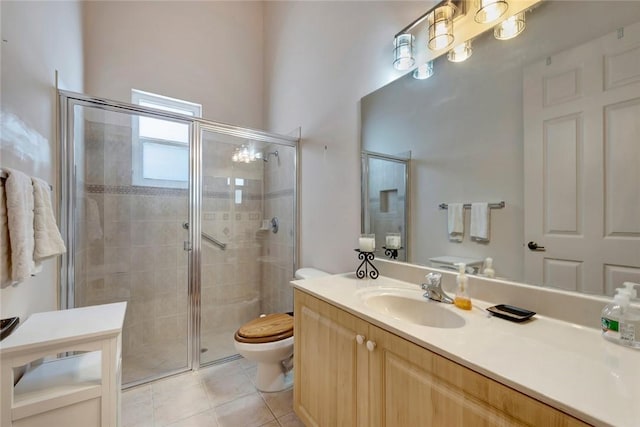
[294,268,329,280]
[428,256,484,274]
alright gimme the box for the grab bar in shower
[202,231,227,251]
[182,222,227,250]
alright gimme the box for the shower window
[131,89,201,188]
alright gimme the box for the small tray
[486,305,535,322]
[1,317,19,340]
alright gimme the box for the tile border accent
[86,184,266,200]
[265,189,294,199]
[86,184,187,197]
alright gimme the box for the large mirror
[361,1,640,296]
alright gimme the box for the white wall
[83,1,265,129]
[263,1,430,274]
[0,0,84,320]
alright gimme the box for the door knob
[356,334,365,345]
[366,340,377,352]
[527,241,546,252]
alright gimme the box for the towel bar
[0,169,53,190]
[439,201,505,210]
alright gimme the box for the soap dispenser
[622,282,639,299]
[454,263,472,310]
[620,282,640,348]
[601,288,631,344]
[483,257,495,278]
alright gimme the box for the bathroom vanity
[0,302,126,427]
[292,273,639,427]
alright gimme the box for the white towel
[32,177,66,263]
[0,184,11,287]
[447,203,464,242]
[470,202,490,242]
[4,168,36,282]
[85,197,103,242]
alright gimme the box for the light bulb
[428,3,455,51]
[447,40,473,63]
[413,61,434,80]
[494,12,526,40]
[393,34,415,70]
[475,0,508,24]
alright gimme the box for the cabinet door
[368,325,588,427]
[294,290,370,427]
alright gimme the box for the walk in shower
[59,91,298,386]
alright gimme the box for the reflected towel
[85,197,103,242]
[32,177,66,264]
[447,203,464,242]
[471,202,490,242]
[4,168,36,282]
[0,184,11,286]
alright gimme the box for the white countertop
[292,274,640,427]
[1,302,127,357]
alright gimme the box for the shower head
[263,151,279,162]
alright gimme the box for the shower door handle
[183,222,192,251]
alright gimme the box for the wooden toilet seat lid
[235,313,293,344]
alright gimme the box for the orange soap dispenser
[454,263,472,310]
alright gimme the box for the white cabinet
[1,303,127,427]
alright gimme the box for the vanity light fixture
[428,2,457,51]
[494,12,526,40]
[232,145,261,163]
[393,33,416,70]
[392,1,464,70]
[447,40,473,62]
[474,0,509,24]
[413,61,434,80]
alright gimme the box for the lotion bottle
[454,263,472,310]
[483,257,495,278]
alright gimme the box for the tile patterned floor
[122,329,236,383]
[121,358,304,427]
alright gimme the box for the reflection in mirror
[361,1,640,296]
[361,152,409,262]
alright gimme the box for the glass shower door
[198,129,264,364]
[67,102,192,385]
[198,127,298,365]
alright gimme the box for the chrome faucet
[421,272,453,304]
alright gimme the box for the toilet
[233,267,329,392]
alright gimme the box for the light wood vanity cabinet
[294,290,589,427]
[293,289,370,427]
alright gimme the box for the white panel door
[524,22,640,295]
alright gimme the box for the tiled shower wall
[260,144,296,315]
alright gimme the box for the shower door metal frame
[194,122,300,367]
[58,90,300,381]
[360,150,411,261]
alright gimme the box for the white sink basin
[360,289,465,328]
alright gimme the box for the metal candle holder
[355,249,379,279]
[382,246,403,260]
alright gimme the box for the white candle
[386,235,401,249]
[359,237,375,252]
